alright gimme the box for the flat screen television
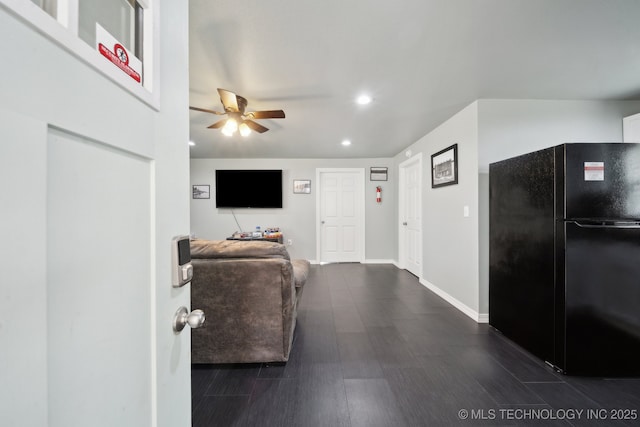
[215,169,283,208]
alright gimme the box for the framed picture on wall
[192,185,210,199]
[293,179,311,194]
[431,144,458,188]
[370,167,388,181]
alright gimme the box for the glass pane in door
[30,0,57,18]
[78,0,137,58]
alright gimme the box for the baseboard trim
[419,278,489,324]
[310,259,395,265]
[363,259,395,264]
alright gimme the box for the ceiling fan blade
[243,120,269,133]
[217,88,239,112]
[207,119,227,129]
[189,106,225,115]
[247,110,286,119]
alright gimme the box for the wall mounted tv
[215,169,283,208]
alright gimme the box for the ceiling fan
[189,88,285,137]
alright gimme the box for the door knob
[173,306,205,333]
[321,221,325,224]
[403,222,408,226]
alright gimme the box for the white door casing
[316,168,365,263]
[0,2,191,427]
[399,153,423,277]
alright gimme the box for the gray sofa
[190,239,310,364]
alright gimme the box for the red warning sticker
[96,24,142,84]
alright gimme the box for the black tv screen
[215,169,283,208]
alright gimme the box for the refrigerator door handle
[569,220,640,229]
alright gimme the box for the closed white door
[0,3,191,427]
[317,169,365,263]
[399,154,422,277]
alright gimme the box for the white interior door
[317,169,365,263]
[399,154,422,277]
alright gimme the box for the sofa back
[190,239,290,260]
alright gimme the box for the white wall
[190,157,396,262]
[393,102,481,319]
[478,99,640,172]
[476,99,640,316]
[389,99,640,321]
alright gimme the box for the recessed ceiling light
[356,94,372,105]
[189,141,196,146]
[342,139,352,146]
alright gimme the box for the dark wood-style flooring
[192,264,640,426]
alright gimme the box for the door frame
[398,153,423,276]
[315,168,366,263]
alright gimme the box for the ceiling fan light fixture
[239,122,252,137]
[191,89,285,136]
[221,118,238,136]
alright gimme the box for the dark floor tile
[437,346,545,405]
[297,319,340,364]
[204,364,261,396]
[366,326,421,367]
[355,298,416,321]
[192,365,218,395]
[563,378,640,426]
[525,382,603,426]
[192,395,249,427]
[383,365,503,426]
[352,305,394,327]
[344,378,408,427]
[333,307,366,333]
[486,333,563,383]
[242,378,296,427]
[329,287,357,308]
[394,318,489,356]
[191,364,218,411]
[337,332,384,379]
[291,363,351,427]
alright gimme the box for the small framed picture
[370,167,388,181]
[431,144,458,188]
[293,179,311,194]
[192,185,210,199]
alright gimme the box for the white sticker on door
[584,162,604,181]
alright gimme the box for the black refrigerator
[489,143,640,376]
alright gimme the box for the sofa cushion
[191,239,290,260]
[291,258,310,288]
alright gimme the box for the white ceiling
[188,0,640,159]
